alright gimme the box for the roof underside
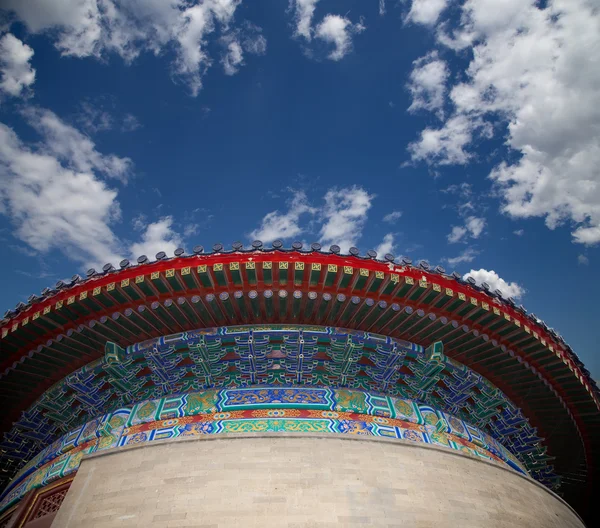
[1,248,598,518]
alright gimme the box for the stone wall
[51,434,584,528]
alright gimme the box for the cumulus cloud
[406,0,450,26]
[407,51,448,118]
[0,33,36,98]
[291,0,319,40]
[408,114,491,165]
[447,216,485,243]
[465,216,485,237]
[408,0,600,245]
[2,0,264,96]
[250,186,374,250]
[375,233,395,256]
[447,226,467,244]
[463,268,525,299]
[173,0,241,95]
[513,229,524,236]
[22,107,132,182]
[3,0,149,60]
[319,186,374,251]
[289,1,364,60]
[250,190,315,243]
[129,216,182,260]
[0,120,123,268]
[315,14,365,61]
[0,109,183,269]
[445,247,479,267]
[383,210,402,224]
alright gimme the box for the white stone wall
[51,433,584,528]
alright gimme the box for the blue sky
[0,0,598,379]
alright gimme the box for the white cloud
[577,254,589,266]
[22,107,132,182]
[447,215,485,243]
[3,0,264,96]
[407,51,448,117]
[183,223,200,238]
[0,109,185,270]
[222,38,244,75]
[442,182,472,197]
[129,216,182,259]
[10,244,38,258]
[251,186,375,250]
[290,2,364,60]
[291,0,319,40]
[319,186,374,251]
[408,115,491,165]
[513,229,524,236]
[383,210,402,223]
[447,226,467,243]
[132,213,147,231]
[0,33,36,98]
[220,24,266,76]
[242,26,267,55]
[75,100,142,134]
[465,216,485,238]
[379,1,386,16]
[406,0,450,26]
[375,233,395,256]
[250,190,315,243]
[315,14,365,61]
[174,0,240,96]
[463,268,525,299]
[445,247,479,267]
[2,0,152,60]
[0,120,123,268]
[410,0,600,245]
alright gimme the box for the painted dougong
[0,242,598,527]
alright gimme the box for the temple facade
[0,243,597,527]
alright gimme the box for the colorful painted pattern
[0,386,526,513]
[1,325,556,494]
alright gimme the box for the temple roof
[1,243,599,515]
